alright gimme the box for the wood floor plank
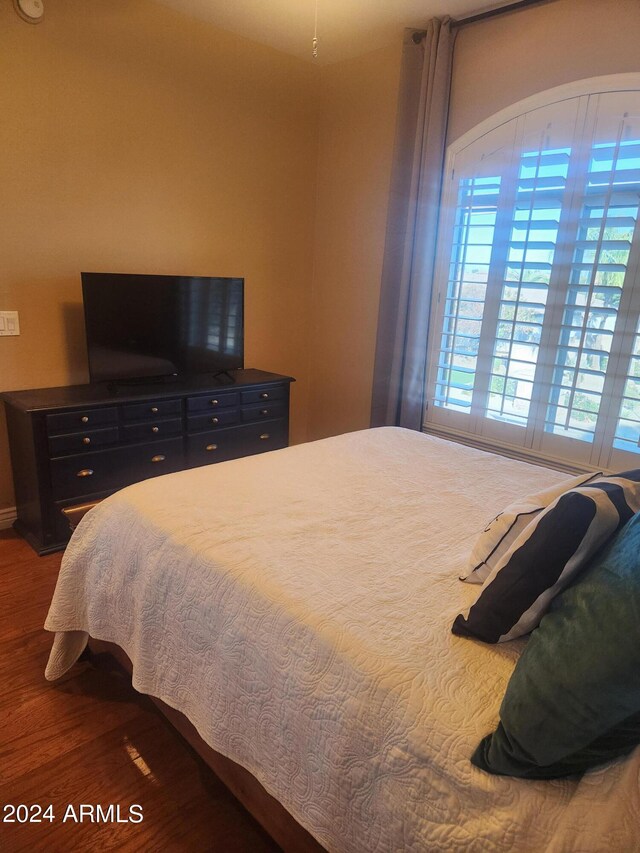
[0,530,281,852]
[1,713,277,852]
[0,627,83,708]
[1,669,148,784]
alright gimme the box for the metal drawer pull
[205,443,218,451]
[260,392,269,399]
[260,408,269,415]
[150,406,159,413]
[211,417,219,425]
[210,399,219,406]
[82,437,91,445]
[81,416,89,423]
[259,433,270,440]
[152,426,159,433]
[77,468,94,477]
[151,454,166,463]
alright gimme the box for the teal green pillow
[472,511,640,779]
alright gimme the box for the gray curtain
[370,19,457,429]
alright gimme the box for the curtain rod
[411,0,554,42]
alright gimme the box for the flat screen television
[81,272,244,384]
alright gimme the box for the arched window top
[426,75,640,471]
[450,73,640,155]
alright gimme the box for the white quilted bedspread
[45,428,640,852]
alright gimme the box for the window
[426,79,640,470]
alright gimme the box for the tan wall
[449,0,640,143]
[308,44,402,441]
[0,0,318,508]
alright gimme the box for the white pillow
[461,471,600,584]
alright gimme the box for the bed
[44,427,640,852]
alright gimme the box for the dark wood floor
[0,529,281,853]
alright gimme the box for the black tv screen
[82,272,244,383]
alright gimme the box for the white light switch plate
[0,311,20,336]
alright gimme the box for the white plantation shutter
[426,80,640,471]
[434,173,502,413]
[610,316,640,466]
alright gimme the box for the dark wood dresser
[2,369,294,554]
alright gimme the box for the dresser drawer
[48,426,120,456]
[187,409,240,432]
[122,398,181,421]
[241,401,286,423]
[187,391,240,412]
[240,385,287,405]
[50,437,184,501]
[122,418,182,442]
[46,407,118,435]
[186,427,245,466]
[235,420,288,455]
[186,419,287,467]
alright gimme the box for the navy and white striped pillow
[461,472,600,585]
[452,471,640,644]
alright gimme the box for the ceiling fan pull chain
[312,0,319,59]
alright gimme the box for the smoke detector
[14,0,44,24]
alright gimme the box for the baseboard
[0,507,17,531]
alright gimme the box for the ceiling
[153,0,500,66]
